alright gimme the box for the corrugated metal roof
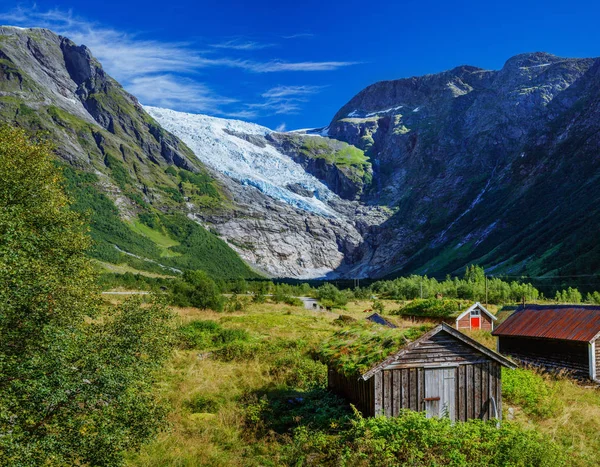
[492,305,600,342]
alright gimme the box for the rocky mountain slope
[0,26,387,278]
[326,52,600,279]
[1,25,599,280]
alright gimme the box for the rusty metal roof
[492,305,600,342]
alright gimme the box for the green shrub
[185,394,223,414]
[502,367,562,418]
[392,298,465,318]
[282,410,565,466]
[178,320,249,350]
[269,352,327,390]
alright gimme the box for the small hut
[322,322,515,421]
[455,302,497,331]
[397,301,496,331]
[492,304,600,380]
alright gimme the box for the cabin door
[470,308,481,329]
[424,367,456,421]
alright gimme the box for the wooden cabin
[455,302,496,331]
[492,305,600,381]
[326,323,515,421]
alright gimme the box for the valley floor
[123,300,600,466]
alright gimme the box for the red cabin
[455,302,496,331]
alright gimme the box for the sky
[1,1,599,130]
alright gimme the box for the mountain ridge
[0,25,599,281]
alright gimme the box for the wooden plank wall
[328,367,374,416]
[499,336,589,377]
[330,362,502,422]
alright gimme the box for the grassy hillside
[121,298,599,466]
[62,165,259,280]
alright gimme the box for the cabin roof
[366,312,397,328]
[492,305,600,342]
[319,322,515,379]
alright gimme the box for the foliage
[555,287,583,303]
[315,283,348,309]
[224,293,252,312]
[392,298,467,318]
[502,367,562,418]
[316,323,432,376]
[372,300,385,314]
[171,270,225,311]
[0,126,175,466]
[373,265,540,304]
[282,410,565,466]
[178,319,249,350]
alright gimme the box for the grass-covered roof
[317,323,433,377]
[392,299,470,319]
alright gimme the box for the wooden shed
[324,322,515,421]
[492,305,600,381]
[455,302,497,331]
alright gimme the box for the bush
[315,284,348,309]
[186,393,223,414]
[392,298,466,318]
[178,320,249,349]
[171,270,225,311]
[282,410,566,466]
[269,352,328,390]
[502,367,562,418]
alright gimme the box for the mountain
[0,26,257,279]
[325,52,600,279]
[1,25,599,281]
[0,26,386,279]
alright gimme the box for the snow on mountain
[144,107,341,217]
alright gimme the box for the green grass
[121,302,580,467]
[130,220,181,257]
[316,322,433,376]
[61,165,259,279]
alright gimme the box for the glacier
[144,106,341,217]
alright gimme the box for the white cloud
[262,85,326,99]
[0,6,358,119]
[127,75,236,114]
[275,123,286,132]
[282,33,315,39]
[210,39,275,50]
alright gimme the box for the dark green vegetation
[61,165,258,279]
[282,410,563,466]
[374,265,541,303]
[0,127,175,466]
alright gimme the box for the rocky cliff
[327,52,600,278]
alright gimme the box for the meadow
[121,299,600,467]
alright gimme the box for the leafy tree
[315,283,348,309]
[0,127,175,466]
[180,270,225,311]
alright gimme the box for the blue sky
[2,1,599,130]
